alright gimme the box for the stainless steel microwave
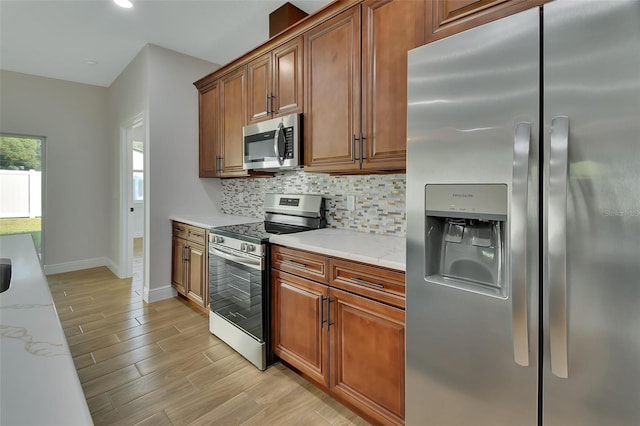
[242,113,300,171]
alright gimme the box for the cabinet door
[361,0,421,171]
[304,6,361,172]
[424,0,547,44]
[247,53,271,124]
[272,269,330,389]
[272,36,303,117]
[186,243,206,307]
[219,66,249,177]
[198,83,220,177]
[172,236,186,295]
[330,287,405,425]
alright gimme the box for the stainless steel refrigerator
[405,1,640,425]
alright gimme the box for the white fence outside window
[0,169,42,218]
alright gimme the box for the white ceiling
[0,0,330,87]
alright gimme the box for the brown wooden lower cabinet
[331,287,405,425]
[172,234,187,295]
[271,245,406,425]
[171,221,208,312]
[185,243,206,307]
[271,269,330,388]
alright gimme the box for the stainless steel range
[208,193,325,370]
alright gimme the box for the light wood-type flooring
[48,265,368,425]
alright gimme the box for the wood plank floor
[48,266,368,426]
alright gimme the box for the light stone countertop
[169,213,260,230]
[269,228,406,272]
[169,215,406,271]
[0,234,93,426]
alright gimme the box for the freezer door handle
[511,121,531,367]
[548,115,569,378]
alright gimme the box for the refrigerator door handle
[511,121,531,367]
[548,115,570,379]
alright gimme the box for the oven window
[209,254,263,341]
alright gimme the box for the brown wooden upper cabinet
[247,36,304,124]
[304,0,422,173]
[423,0,547,44]
[197,66,249,178]
[198,82,219,177]
[219,65,249,177]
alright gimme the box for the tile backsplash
[220,171,406,236]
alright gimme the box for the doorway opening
[0,134,45,261]
[120,114,145,295]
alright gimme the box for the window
[132,140,143,202]
[0,134,44,256]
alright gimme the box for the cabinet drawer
[186,227,207,245]
[271,245,329,284]
[172,221,189,239]
[330,259,405,309]
[172,222,207,245]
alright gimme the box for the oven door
[208,244,265,342]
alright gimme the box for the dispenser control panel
[425,184,507,220]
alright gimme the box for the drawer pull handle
[285,260,307,269]
[191,233,203,238]
[352,277,384,289]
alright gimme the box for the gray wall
[145,45,222,301]
[0,70,111,272]
[107,46,149,276]
[1,46,223,304]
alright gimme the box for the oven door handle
[209,246,263,271]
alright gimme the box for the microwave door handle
[274,122,284,166]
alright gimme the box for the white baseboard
[44,258,176,304]
[107,262,123,279]
[44,257,115,275]
[145,284,176,303]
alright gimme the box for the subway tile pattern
[220,171,406,236]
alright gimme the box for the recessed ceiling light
[85,59,98,65]
[114,0,133,9]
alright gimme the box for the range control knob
[246,244,256,252]
[240,243,248,252]
[215,236,224,244]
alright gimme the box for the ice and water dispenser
[424,184,508,299]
